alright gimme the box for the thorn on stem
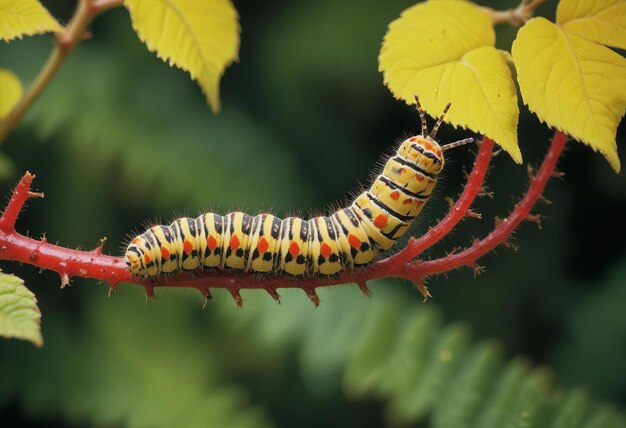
[93,237,107,254]
[539,195,552,205]
[415,280,432,302]
[494,216,503,227]
[199,287,213,309]
[229,290,243,308]
[503,239,519,251]
[551,170,565,180]
[267,288,281,304]
[305,288,320,307]
[198,287,212,301]
[107,285,120,298]
[357,281,371,297]
[526,213,542,229]
[527,164,536,180]
[466,208,482,219]
[27,191,44,199]
[446,246,461,256]
[467,263,485,277]
[144,284,155,299]
[478,187,494,198]
[60,272,70,289]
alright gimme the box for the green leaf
[0,0,61,41]
[215,284,626,426]
[0,272,42,347]
[123,0,241,112]
[0,289,273,427]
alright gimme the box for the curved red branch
[0,132,565,306]
[413,131,567,276]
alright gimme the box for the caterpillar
[125,99,473,278]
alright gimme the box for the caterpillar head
[407,96,474,176]
[398,135,445,176]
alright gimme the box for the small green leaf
[0,272,43,347]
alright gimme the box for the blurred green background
[0,0,625,427]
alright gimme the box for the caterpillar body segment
[125,102,473,278]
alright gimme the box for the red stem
[0,132,565,305]
[0,173,130,288]
[413,131,567,276]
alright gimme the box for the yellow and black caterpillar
[125,101,472,278]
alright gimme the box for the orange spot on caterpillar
[403,198,413,205]
[184,240,193,255]
[320,243,332,258]
[230,235,240,250]
[410,137,417,142]
[348,234,361,250]
[132,238,141,244]
[374,214,388,229]
[161,247,170,259]
[207,235,217,251]
[289,242,300,257]
[415,174,424,182]
[144,253,151,264]
[390,191,400,200]
[257,237,269,253]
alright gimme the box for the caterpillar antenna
[413,95,428,136]
[442,137,475,151]
[430,102,452,139]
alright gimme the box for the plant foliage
[0,0,60,41]
[512,0,626,172]
[0,272,42,347]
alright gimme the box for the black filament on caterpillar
[125,98,473,278]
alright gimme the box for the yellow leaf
[124,0,240,113]
[379,0,520,163]
[512,13,626,172]
[0,0,61,41]
[557,0,626,49]
[0,272,43,347]
[0,68,23,118]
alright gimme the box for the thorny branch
[0,133,567,307]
